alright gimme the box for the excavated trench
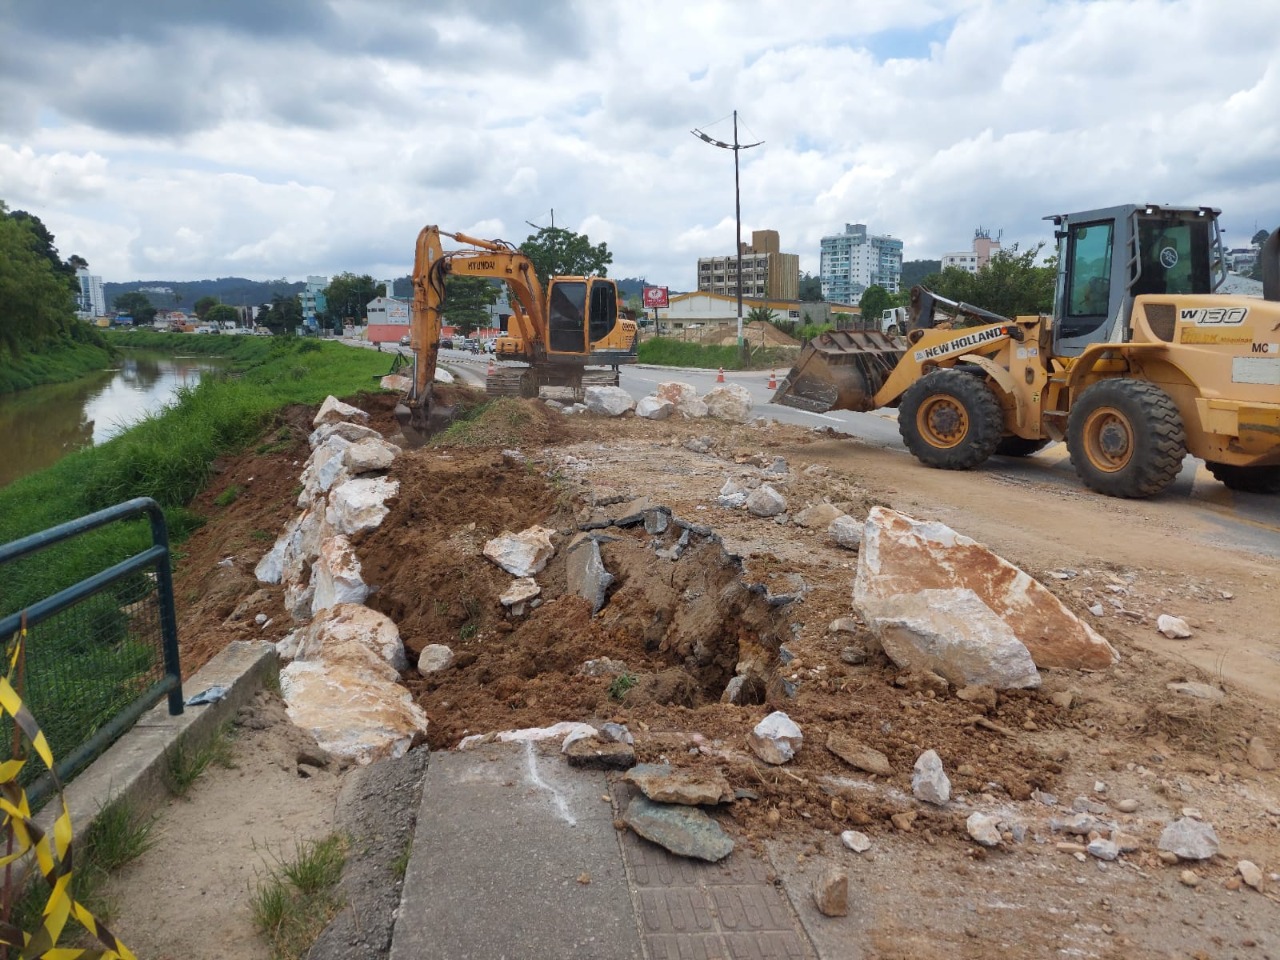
[356,448,796,749]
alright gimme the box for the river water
[0,353,227,489]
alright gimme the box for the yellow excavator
[394,226,638,444]
[773,204,1280,497]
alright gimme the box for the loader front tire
[898,369,1004,470]
[1206,462,1280,494]
[1067,379,1186,498]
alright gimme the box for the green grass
[608,672,638,701]
[391,838,413,880]
[636,338,795,370]
[0,329,115,395]
[163,723,236,797]
[214,484,243,507]
[2,794,156,949]
[1,336,390,625]
[251,834,348,960]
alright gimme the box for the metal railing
[0,497,182,804]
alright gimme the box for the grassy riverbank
[1,335,394,618]
[0,328,115,394]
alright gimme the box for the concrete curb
[36,640,278,834]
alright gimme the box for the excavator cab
[1050,204,1224,357]
[546,277,618,355]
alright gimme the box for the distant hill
[103,277,306,312]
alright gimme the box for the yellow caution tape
[0,622,136,960]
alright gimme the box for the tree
[746,305,778,325]
[0,212,78,356]
[257,294,302,334]
[323,273,381,326]
[857,285,893,324]
[205,303,239,328]
[798,271,823,301]
[920,244,1055,318]
[1252,229,1270,246]
[193,295,219,320]
[901,259,942,290]
[519,226,612,288]
[442,276,499,335]
[113,291,158,326]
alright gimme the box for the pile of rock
[254,396,429,764]
[576,381,755,424]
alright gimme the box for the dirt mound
[698,320,800,348]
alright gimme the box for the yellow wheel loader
[394,226,638,444]
[773,204,1280,498]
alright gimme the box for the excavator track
[485,366,620,400]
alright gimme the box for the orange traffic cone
[486,358,496,377]
[716,366,725,383]
[767,370,777,390]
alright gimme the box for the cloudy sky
[2,0,1277,290]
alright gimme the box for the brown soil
[117,386,1280,957]
[697,319,801,349]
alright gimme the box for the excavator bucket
[771,329,905,414]
[394,395,456,449]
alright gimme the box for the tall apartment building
[696,229,800,301]
[819,224,903,304]
[301,276,328,328]
[75,267,106,317]
[942,228,1002,274]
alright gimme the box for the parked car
[463,338,480,353]
[440,337,454,349]
[400,334,411,346]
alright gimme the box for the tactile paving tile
[613,783,816,960]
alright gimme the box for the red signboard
[642,286,669,308]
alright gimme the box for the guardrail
[0,497,183,804]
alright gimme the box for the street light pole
[692,110,763,362]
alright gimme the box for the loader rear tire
[1206,462,1280,494]
[994,437,1050,458]
[898,369,1003,470]
[1067,379,1186,498]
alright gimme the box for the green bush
[636,338,796,371]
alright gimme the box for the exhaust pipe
[1263,227,1280,302]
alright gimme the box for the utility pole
[692,111,763,362]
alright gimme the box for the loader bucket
[771,329,905,414]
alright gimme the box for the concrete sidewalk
[391,742,830,960]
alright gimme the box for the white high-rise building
[819,224,903,304]
[942,228,1002,274]
[75,267,106,317]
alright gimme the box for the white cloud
[1,0,1277,287]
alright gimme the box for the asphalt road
[352,336,1278,558]
[615,365,1280,559]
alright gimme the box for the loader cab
[546,277,619,355]
[1051,204,1224,357]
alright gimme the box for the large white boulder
[869,588,1041,689]
[583,386,635,417]
[702,383,754,423]
[635,396,675,420]
[292,602,408,674]
[483,526,557,577]
[313,396,370,427]
[344,436,399,474]
[326,476,399,536]
[745,484,788,518]
[855,507,1117,671]
[309,420,384,450]
[310,536,369,615]
[655,381,699,408]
